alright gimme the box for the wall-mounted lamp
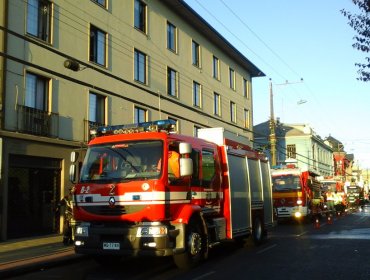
[64,59,82,71]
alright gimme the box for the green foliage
[341,0,370,82]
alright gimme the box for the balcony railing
[17,105,59,138]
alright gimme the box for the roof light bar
[90,119,176,138]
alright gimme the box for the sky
[184,0,370,169]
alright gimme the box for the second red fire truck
[69,120,274,268]
[271,163,323,221]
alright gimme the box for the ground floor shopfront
[0,132,81,241]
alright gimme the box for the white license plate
[103,242,120,250]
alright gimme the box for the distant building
[0,0,264,240]
[324,136,353,179]
[254,120,334,176]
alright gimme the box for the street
[9,210,370,280]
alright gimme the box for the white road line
[296,231,308,237]
[192,271,216,280]
[257,244,277,254]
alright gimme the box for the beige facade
[0,0,264,240]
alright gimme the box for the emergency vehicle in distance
[271,163,322,221]
[69,120,274,269]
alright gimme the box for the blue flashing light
[91,119,177,137]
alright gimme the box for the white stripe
[191,191,223,200]
[77,200,190,206]
[76,191,223,203]
[76,190,224,207]
[76,191,188,203]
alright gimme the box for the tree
[341,1,370,82]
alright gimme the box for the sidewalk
[0,234,82,278]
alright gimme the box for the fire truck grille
[81,205,145,216]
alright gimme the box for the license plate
[103,242,120,250]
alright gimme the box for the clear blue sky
[185,0,370,168]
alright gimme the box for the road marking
[192,271,216,280]
[296,231,308,237]
[257,244,277,254]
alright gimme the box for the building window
[287,144,297,159]
[193,81,201,108]
[244,108,250,128]
[134,49,147,83]
[134,106,147,123]
[230,101,236,123]
[89,25,107,66]
[167,67,178,97]
[91,0,106,8]
[194,125,201,137]
[229,68,235,90]
[213,56,219,80]
[214,92,221,116]
[243,78,250,98]
[192,40,200,67]
[25,72,49,111]
[26,0,52,42]
[134,0,146,33]
[167,21,177,52]
[89,92,105,125]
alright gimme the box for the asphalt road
[9,209,370,280]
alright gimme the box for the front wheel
[173,218,206,269]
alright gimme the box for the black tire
[173,218,206,269]
[252,216,263,246]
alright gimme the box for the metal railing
[17,105,59,138]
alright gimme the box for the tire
[252,216,263,246]
[173,218,206,269]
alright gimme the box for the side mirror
[71,151,79,163]
[180,158,193,176]
[69,164,77,183]
[179,142,192,155]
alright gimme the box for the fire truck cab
[69,120,274,268]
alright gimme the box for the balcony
[17,105,59,138]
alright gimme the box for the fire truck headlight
[294,212,302,218]
[297,199,303,205]
[76,225,89,237]
[136,226,167,237]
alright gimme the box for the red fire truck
[271,164,322,221]
[69,120,274,268]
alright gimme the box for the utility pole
[269,79,277,166]
[268,78,304,167]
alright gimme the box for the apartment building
[0,0,264,240]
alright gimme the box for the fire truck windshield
[80,140,163,183]
[272,175,301,191]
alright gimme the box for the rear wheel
[173,218,206,269]
[252,217,263,245]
